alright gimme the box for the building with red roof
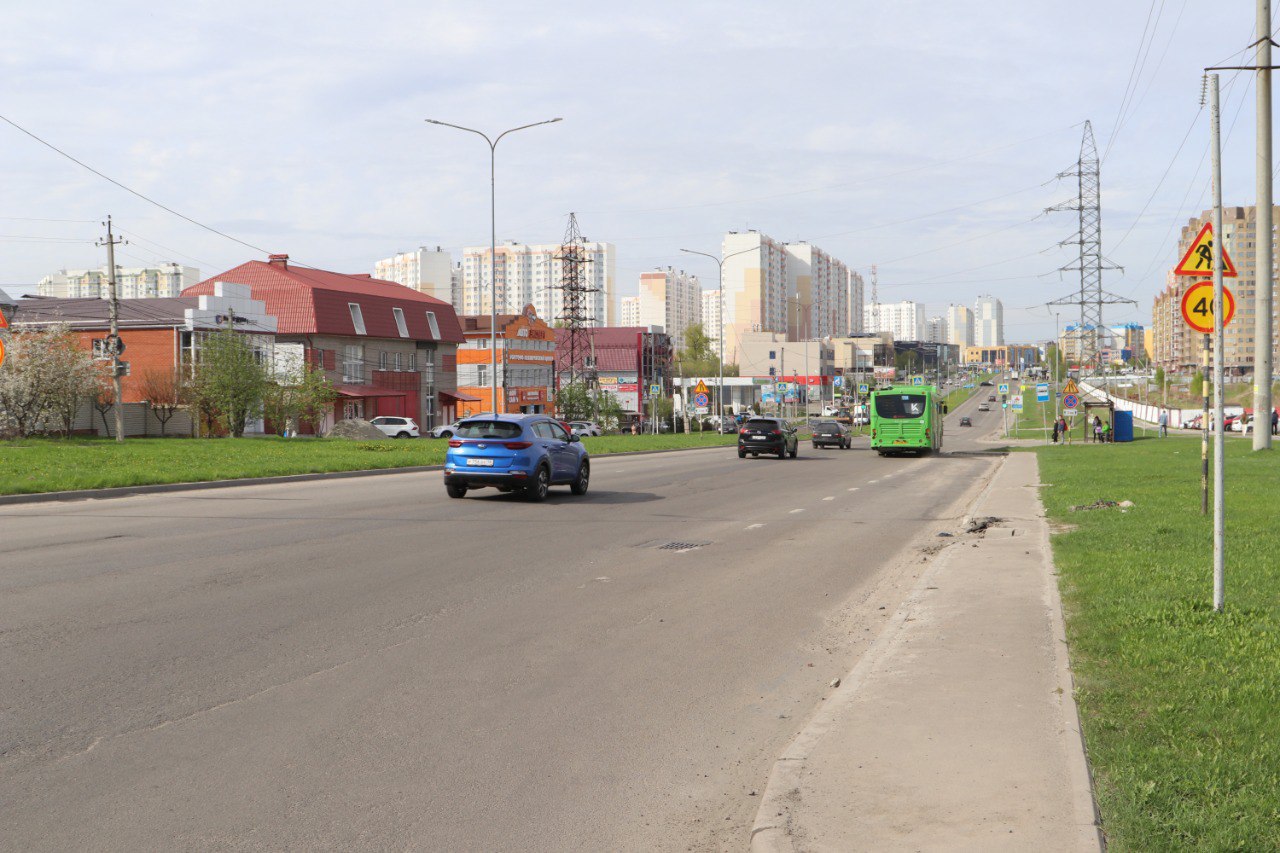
[185,254,472,430]
[553,326,672,416]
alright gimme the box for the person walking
[1092,415,1103,443]
[1158,408,1169,438]
[1272,407,1278,436]
[1051,417,1060,444]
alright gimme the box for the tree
[678,323,722,377]
[44,328,104,437]
[188,330,269,438]
[596,391,625,433]
[138,368,184,437]
[0,325,102,438]
[555,381,597,422]
[262,362,336,435]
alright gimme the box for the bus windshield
[875,394,927,419]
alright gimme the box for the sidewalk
[751,452,1102,852]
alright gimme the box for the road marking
[867,479,879,484]
[822,496,835,501]
[745,523,765,530]
[847,487,860,492]
[789,508,805,514]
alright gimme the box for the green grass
[1034,438,1280,849]
[0,432,737,496]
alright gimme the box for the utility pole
[1210,74,1227,611]
[1255,0,1275,451]
[97,216,126,443]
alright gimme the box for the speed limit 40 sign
[1180,280,1235,334]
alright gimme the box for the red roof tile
[553,327,647,373]
[183,259,465,342]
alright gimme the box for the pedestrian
[1158,407,1169,438]
[1102,419,1111,443]
[1051,418,1060,444]
[1093,415,1103,443]
[1272,407,1278,436]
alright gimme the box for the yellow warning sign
[1174,222,1237,277]
[1062,378,1080,396]
[694,379,709,395]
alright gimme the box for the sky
[0,0,1272,341]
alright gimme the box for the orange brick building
[456,305,557,416]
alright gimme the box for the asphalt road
[1,401,1000,851]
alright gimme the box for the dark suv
[738,417,799,459]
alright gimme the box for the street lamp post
[681,245,759,428]
[426,117,562,416]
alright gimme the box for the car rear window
[745,419,779,430]
[456,420,523,439]
[815,421,840,430]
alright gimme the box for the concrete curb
[0,442,736,507]
[748,458,1010,853]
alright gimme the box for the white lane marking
[847,487,860,492]
[746,523,765,530]
[822,496,835,501]
[867,479,879,484]
[789,508,805,514]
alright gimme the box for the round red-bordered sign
[1180,280,1235,334]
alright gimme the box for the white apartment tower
[373,246,454,302]
[974,295,1005,346]
[38,264,199,299]
[701,288,723,355]
[847,269,865,336]
[863,300,925,342]
[620,295,641,328]
[635,267,702,351]
[925,316,948,343]
[784,242,849,342]
[720,231,789,362]
[461,240,616,326]
[946,304,975,348]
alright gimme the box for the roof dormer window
[392,307,409,338]
[348,302,367,335]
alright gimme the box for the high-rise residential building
[924,315,948,343]
[373,247,454,302]
[620,295,641,328]
[945,304,975,348]
[784,242,849,342]
[1150,205,1279,376]
[38,264,199,299]
[702,288,723,356]
[460,240,616,327]
[863,300,925,342]
[974,295,1004,346]
[633,267,702,351]
[721,231,789,362]
[847,270,865,337]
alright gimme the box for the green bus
[869,384,944,455]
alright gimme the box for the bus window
[875,394,927,419]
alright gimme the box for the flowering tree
[0,325,103,438]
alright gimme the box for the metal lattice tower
[554,212,598,385]
[868,264,879,332]
[1048,121,1131,372]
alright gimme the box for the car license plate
[821,433,834,437]
[751,435,766,440]
[893,439,907,445]
[467,458,494,467]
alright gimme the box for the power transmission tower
[868,264,879,333]
[96,216,127,442]
[1047,121,1132,373]
[554,212,598,386]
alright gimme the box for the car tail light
[504,441,532,450]
[925,428,930,441]
[871,429,877,440]
[448,439,462,448]
[772,430,782,436]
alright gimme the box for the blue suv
[443,414,590,502]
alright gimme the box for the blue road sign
[858,383,869,395]
[912,375,924,386]
[693,392,709,408]
[1036,383,1050,403]
[833,376,843,387]
[998,383,1010,395]
[1063,393,1079,410]
[649,384,661,395]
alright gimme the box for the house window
[379,350,388,370]
[392,307,409,338]
[425,311,441,339]
[343,345,364,384]
[394,352,403,371]
[408,352,417,371]
[348,303,367,335]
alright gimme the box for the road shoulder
[750,451,1101,852]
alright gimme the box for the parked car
[959,416,973,427]
[431,420,464,439]
[988,394,997,402]
[568,420,602,437]
[738,416,799,459]
[977,403,991,412]
[811,420,851,449]
[443,415,590,502]
[370,416,419,438]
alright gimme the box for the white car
[370,416,419,438]
[430,420,465,439]
[568,421,602,437]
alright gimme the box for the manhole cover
[658,541,711,552]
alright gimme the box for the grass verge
[1034,437,1280,849]
[0,432,738,496]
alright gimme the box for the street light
[680,245,759,427]
[426,117,562,415]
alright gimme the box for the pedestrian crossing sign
[1174,222,1237,277]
